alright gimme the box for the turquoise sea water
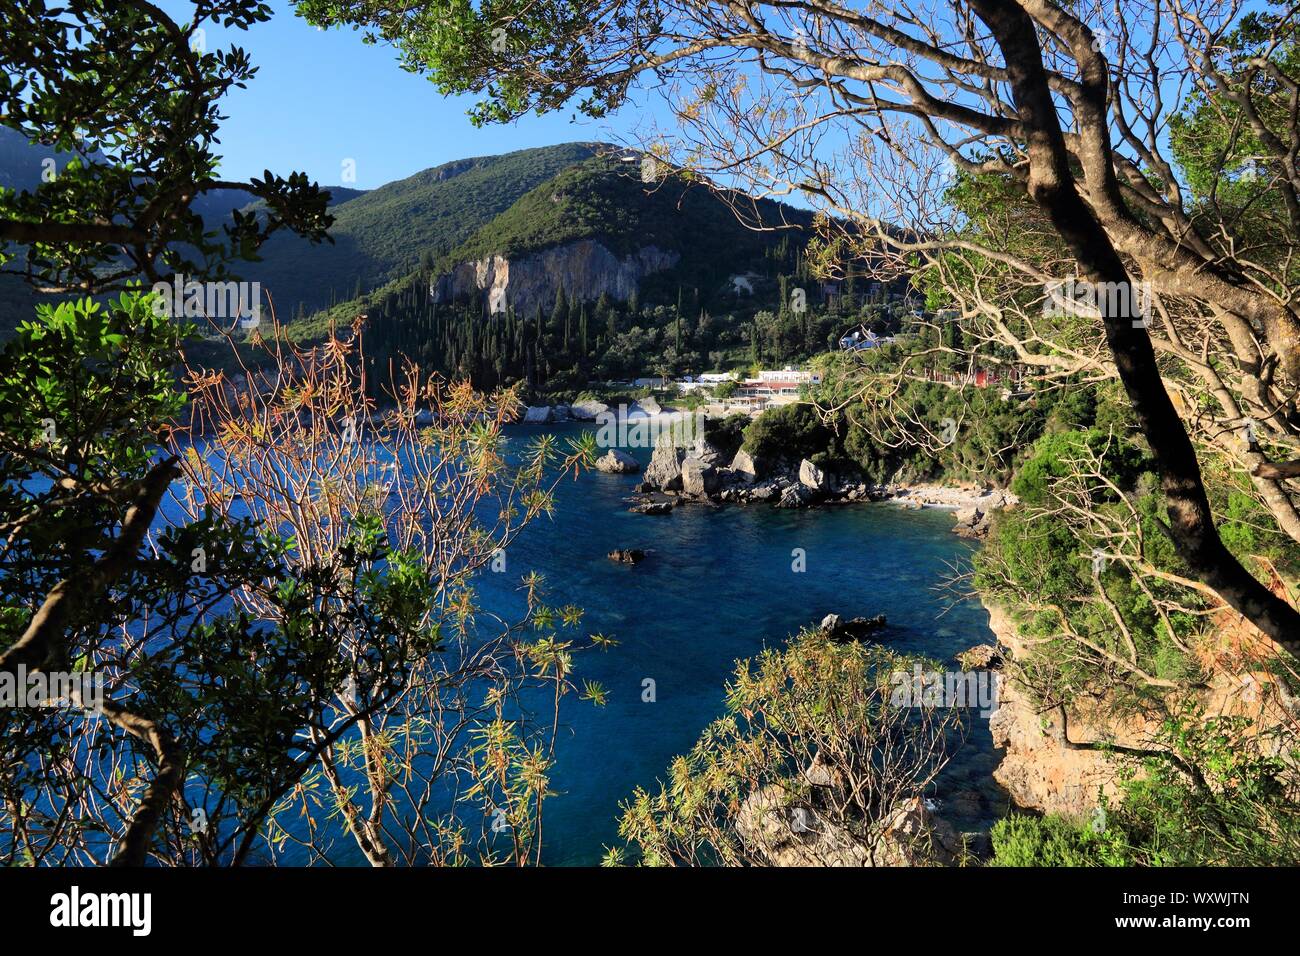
[170,421,1005,864]
[477,422,1006,865]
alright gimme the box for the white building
[757,367,822,385]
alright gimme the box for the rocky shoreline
[516,397,675,423]
[615,431,1017,539]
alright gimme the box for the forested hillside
[277,156,909,396]
[239,142,603,319]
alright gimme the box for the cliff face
[986,600,1133,817]
[984,601,1296,818]
[429,240,680,315]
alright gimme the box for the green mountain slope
[240,142,602,319]
[263,154,840,398]
[441,155,814,291]
[285,154,817,344]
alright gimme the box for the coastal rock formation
[632,434,1026,543]
[952,507,993,539]
[818,613,889,643]
[957,644,1002,670]
[776,483,814,508]
[694,436,730,468]
[798,459,828,492]
[985,600,1298,819]
[607,548,646,565]
[570,399,610,421]
[645,433,688,491]
[893,485,1016,511]
[522,405,552,424]
[595,449,641,474]
[984,603,1136,817]
[734,787,961,867]
[729,448,760,483]
[430,240,680,316]
[681,457,718,497]
[630,500,673,515]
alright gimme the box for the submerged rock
[607,548,646,565]
[630,500,673,515]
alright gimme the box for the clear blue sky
[197,0,649,190]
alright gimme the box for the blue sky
[200,1,648,190]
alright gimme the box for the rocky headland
[627,428,1018,539]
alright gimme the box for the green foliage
[0,292,335,861]
[296,0,625,125]
[973,424,1213,699]
[0,2,332,294]
[242,143,602,319]
[743,401,838,463]
[0,291,603,865]
[444,157,811,282]
[703,413,750,461]
[993,713,1300,867]
[0,294,185,474]
[610,631,962,866]
[988,811,1123,867]
[1010,429,1151,507]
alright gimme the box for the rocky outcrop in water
[680,457,718,497]
[632,448,1019,531]
[818,613,889,643]
[645,432,689,491]
[430,240,680,316]
[729,448,760,483]
[570,400,610,421]
[595,449,641,474]
[952,506,993,539]
[798,459,828,492]
[607,548,646,565]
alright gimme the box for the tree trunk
[970,0,1300,653]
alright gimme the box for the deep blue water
[165,421,1003,864]
[479,422,1004,865]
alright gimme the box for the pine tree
[550,286,569,335]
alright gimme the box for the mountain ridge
[241,142,606,318]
